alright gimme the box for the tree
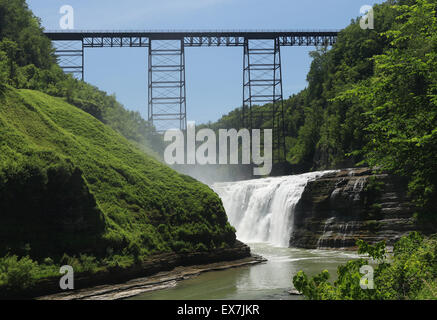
[0,50,9,87]
[0,38,18,85]
[339,0,437,220]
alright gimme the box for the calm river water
[130,243,359,300]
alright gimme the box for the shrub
[0,255,38,291]
[293,232,437,300]
[195,243,209,252]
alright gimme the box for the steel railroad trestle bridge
[44,30,339,162]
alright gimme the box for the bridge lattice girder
[46,30,338,162]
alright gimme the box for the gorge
[39,167,421,300]
[124,168,425,300]
[2,0,435,301]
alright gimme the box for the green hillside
[0,86,235,263]
[0,0,165,159]
[0,0,239,295]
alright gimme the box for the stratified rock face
[289,168,421,249]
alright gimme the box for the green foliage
[0,255,38,291]
[0,0,239,295]
[207,2,399,172]
[293,269,338,300]
[0,0,55,69]
[357,239,387,262]
[375,232,437,299]
[206,0,437,220]
[338,0,437,218]
[0,50,9,87]
[59,254,101,274]
[0,38,18,86]
[0,0,164,156]
[0,86,237,295]
[293,232,437,300]
[103,254,135,270]
[0,147,106,257]
[0,87,236,260]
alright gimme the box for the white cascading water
[212,171,335,247]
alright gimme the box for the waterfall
[212,171,334,247]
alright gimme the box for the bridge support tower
[148,39,187,133]
[243,38,286,163]
[53,40,84,81]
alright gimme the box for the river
[130,172,360,300]
[130,243,358,300]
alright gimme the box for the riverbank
[37,254,266,300]
[31,241,259,300]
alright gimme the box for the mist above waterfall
[212,171,334,247]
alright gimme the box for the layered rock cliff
[289,168,426,249]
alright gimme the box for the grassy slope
[0,87,235,260]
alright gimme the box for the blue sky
[28,0,385,124]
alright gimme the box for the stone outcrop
[289,168,428,249]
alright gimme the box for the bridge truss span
[46,30,339,162]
